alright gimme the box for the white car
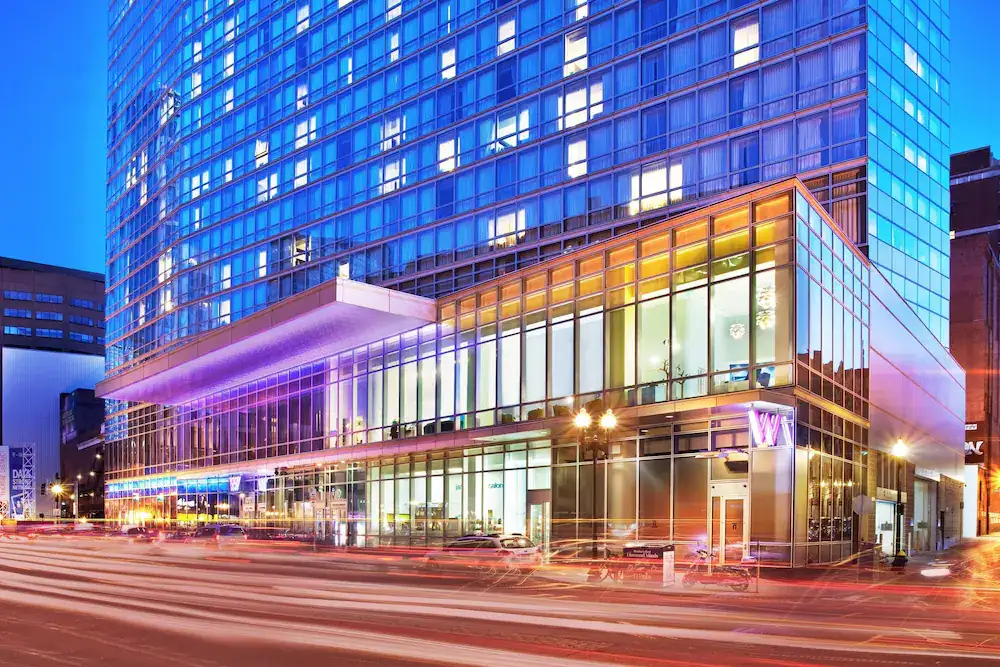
[424,534,541,575]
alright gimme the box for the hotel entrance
[710,481,749,564]
[527,491,551,556]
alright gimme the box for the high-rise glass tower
[102,0,961,556]
[106,0,950,382]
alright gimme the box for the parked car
[186,524,248,545]
[424,534,541,577]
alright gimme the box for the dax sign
[748,409,793,448]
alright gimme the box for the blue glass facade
[865,0,950,344]
[105,0,950,380]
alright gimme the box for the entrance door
[711,497,746,564]
[528,501,550,557]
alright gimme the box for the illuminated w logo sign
[749,410,782,447]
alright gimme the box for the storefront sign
[228,475,243,493]
[748,410,792,448]
[965,422,987,464]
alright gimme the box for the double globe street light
[574,407,617,560]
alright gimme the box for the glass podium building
[101,182,965,565]
[103,0,959,563]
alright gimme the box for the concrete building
[0,258,105,518]
[950,146,1000,536]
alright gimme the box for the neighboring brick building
[950,147,1000,535]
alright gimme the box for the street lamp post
[574,407,617,560]
[891,439,908,565]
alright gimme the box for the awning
[96,278,436,405]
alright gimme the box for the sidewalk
[532,541,983,600]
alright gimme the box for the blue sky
[0,1,996,274]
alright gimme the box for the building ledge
[96,279,435,405]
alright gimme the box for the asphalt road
[1,536,999,667]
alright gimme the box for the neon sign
[748,409,792,448]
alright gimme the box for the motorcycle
[682,549,751,592]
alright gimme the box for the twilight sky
[0,1,996,275]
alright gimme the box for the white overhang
[96,279,436,405]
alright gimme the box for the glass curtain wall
[107,189,800,479]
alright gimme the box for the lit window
[565,83,587,128]
[190,70,202,99]
[668,163,684,204]
[382,115,401,151]
[497,14,516,55]
[518,107,532,143]
[296,82,308,109]
[590,78,605,118]
[492,207,526,248]
[157,253,172,283]
[220,299,231,326]
[224,86,234,112]
[732,15,760,68]
[295,120,309,149]
[224,50,234,77]
[383,159,400,194]
[641,161,667,211]
[497,112,517,150]
[904,43,923,78]
[224,157,233,182]
[438,139,456,172]
[257,172,277,202]
[386,0,401,21]
[569,0,588,21]
[294,159,308,188]
[224,17,235,42]
[222,263,232,289]
[192,40,202,64]
[296,4,310,33]
[255,138,269,167]
[564,29,588,76]
[258,251,267,277]
[567,136,587,178]
[388,30,400,62]
[441,47,456,80]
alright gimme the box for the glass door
[711,496,746,564]
[528,501,550,557]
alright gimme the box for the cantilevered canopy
[97,278,435,405]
